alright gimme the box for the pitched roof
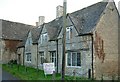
[17,1,109,46]
[69,1,108,35]
[17,25,43,47]
[31,26,43,44]
[45,17,63,41]
[16,30,30,48]
[1,19,35,40]
[45,1,108,40]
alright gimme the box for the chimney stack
[36,22,38,27]
[56,5,63,18]
[38,16,45,26]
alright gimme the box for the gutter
[56,40,59,73]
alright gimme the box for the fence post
[88,69,91,79]
[73,69,76,80]
[52,71,55,81]
[101,74,103,82]
[112,75,115,82]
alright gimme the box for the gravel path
[2,69,19,80]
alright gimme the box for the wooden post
[73,69,76,80]
[52,71,56,81]
[17,54,20,71]
[88,69,91,79]
[61,0,67,80]
[25,66,27,72]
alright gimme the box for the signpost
[43,63,55,76]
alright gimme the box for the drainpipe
[91,34,94,80]
[56,40,59,73]
[23,46,25,66]
[37,44,38,71]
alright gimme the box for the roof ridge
[1,19,35,27]
[70,1,108,16]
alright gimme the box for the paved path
[2,69,19,80]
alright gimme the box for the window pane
[40,35,43,44]
[66,31,69,40]
[72,53,77,66]
[52,58,54,62]
[26,53,31,62]
[29,54,31,61]
[41,57,42,63]
[50,51,56,66]
[45,34,47,41]
[67,52,71,66]
[55,57,56,66]
[39,52,44,64]
[27,54,29,61]
[77,53,81,66]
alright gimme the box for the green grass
[2,64,90,80]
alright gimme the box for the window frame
[39,52,44,65]
[25,53,31,63]
[50,51,57,67]
[40,33,48,44]
[66,51,81,68]
[66,26,73,40]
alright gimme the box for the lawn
[2,64,89,80]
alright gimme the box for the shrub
[8,60,17,64]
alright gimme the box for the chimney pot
[36,22,38,27]
[56,5,63,18]
[38,16,45,26]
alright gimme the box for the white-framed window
[39,52,44,65]
[40,33,48,44]
[26,53,31,62]
[40,34,43,44]
[66,26,73,40]
[50,51,56,67]
[67,52,81,67]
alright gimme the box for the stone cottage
[0,19,34,64]
[17,24,43,66]
[17,0,119,80]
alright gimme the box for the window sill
[66,66,81,68]
[25,61,31,63]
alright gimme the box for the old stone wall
[94,2,119,80]
[17,47,24,65]
[2,40,20,63]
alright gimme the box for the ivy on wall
[94,31,105,63]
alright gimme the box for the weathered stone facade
[2,40,20,63]
[17,47,24,65]
[93,2,119,80]
[16,1,119,80]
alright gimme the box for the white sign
[43,63,55,75]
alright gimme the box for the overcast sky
[0,0,119,25]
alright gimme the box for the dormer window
[40,33,48,44]
[66,26,73,40]
[27,32,32,45]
